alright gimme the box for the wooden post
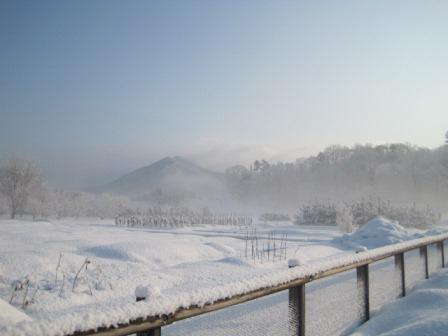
[136,296,162,336]
[137,329,161,336]
[289,284,305,336]
[438,241,445,268]
[357,264,369,321]
[420,246,429,279]
[394,252,405,297]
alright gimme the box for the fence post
[394,252,405,297]
[289,284,305,336]
[420,246,429,279]
[438,241,445,268]
[136,296,162,336]
[137,329,161,336]
[357,264,369,321]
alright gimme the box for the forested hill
[225,144,448,212]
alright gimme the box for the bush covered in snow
[7,254,112,312]
[294,202,353,232]
[295,203,337,226]
[0,187,140,221]
[0,157,43,219]
[295,198,440,229]
[350,198,441,229]
[336,204,354,233]
[51,190,138,220]
[0,197,8,216]
[259,213,291,222]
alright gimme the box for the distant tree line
[225,143,448,213]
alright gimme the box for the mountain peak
[151,156,200,170]
[93,156,224,199]
[159,156,186,164]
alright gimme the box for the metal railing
[71,233,448,336]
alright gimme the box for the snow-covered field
[0,217,446,336]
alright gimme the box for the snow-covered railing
[45,233,448,336]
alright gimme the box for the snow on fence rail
[4,233,448,336]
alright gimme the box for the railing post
[420,246,429,279]
[438,241,445,268]
[136,295,162,336]
[394,252,406,297]
[137,329,161,336]
[357,264,369,321]
[289,284,305,336]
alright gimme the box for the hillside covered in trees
[225,143,448,213]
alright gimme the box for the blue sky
[1,0,448,187]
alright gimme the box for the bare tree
[445,130,448,144]
[0,157,41,219]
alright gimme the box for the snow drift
[337,216,413,249]
[0,299,32,325]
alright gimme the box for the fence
[71,233,448,336]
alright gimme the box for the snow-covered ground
[0,218,344,335]
[0,217,446,336]
[352,268,448,336]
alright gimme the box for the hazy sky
[1,0,448,188]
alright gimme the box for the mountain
[91,156,228,205]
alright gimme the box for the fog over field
[1,141,448,232]
[93,143,448,214]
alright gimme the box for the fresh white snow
[351,268,448,336]
[0,218,342,335]
[0,217,446,336]
[0,298,32,325]
[135,284,161,301]
[336,216,431,249]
